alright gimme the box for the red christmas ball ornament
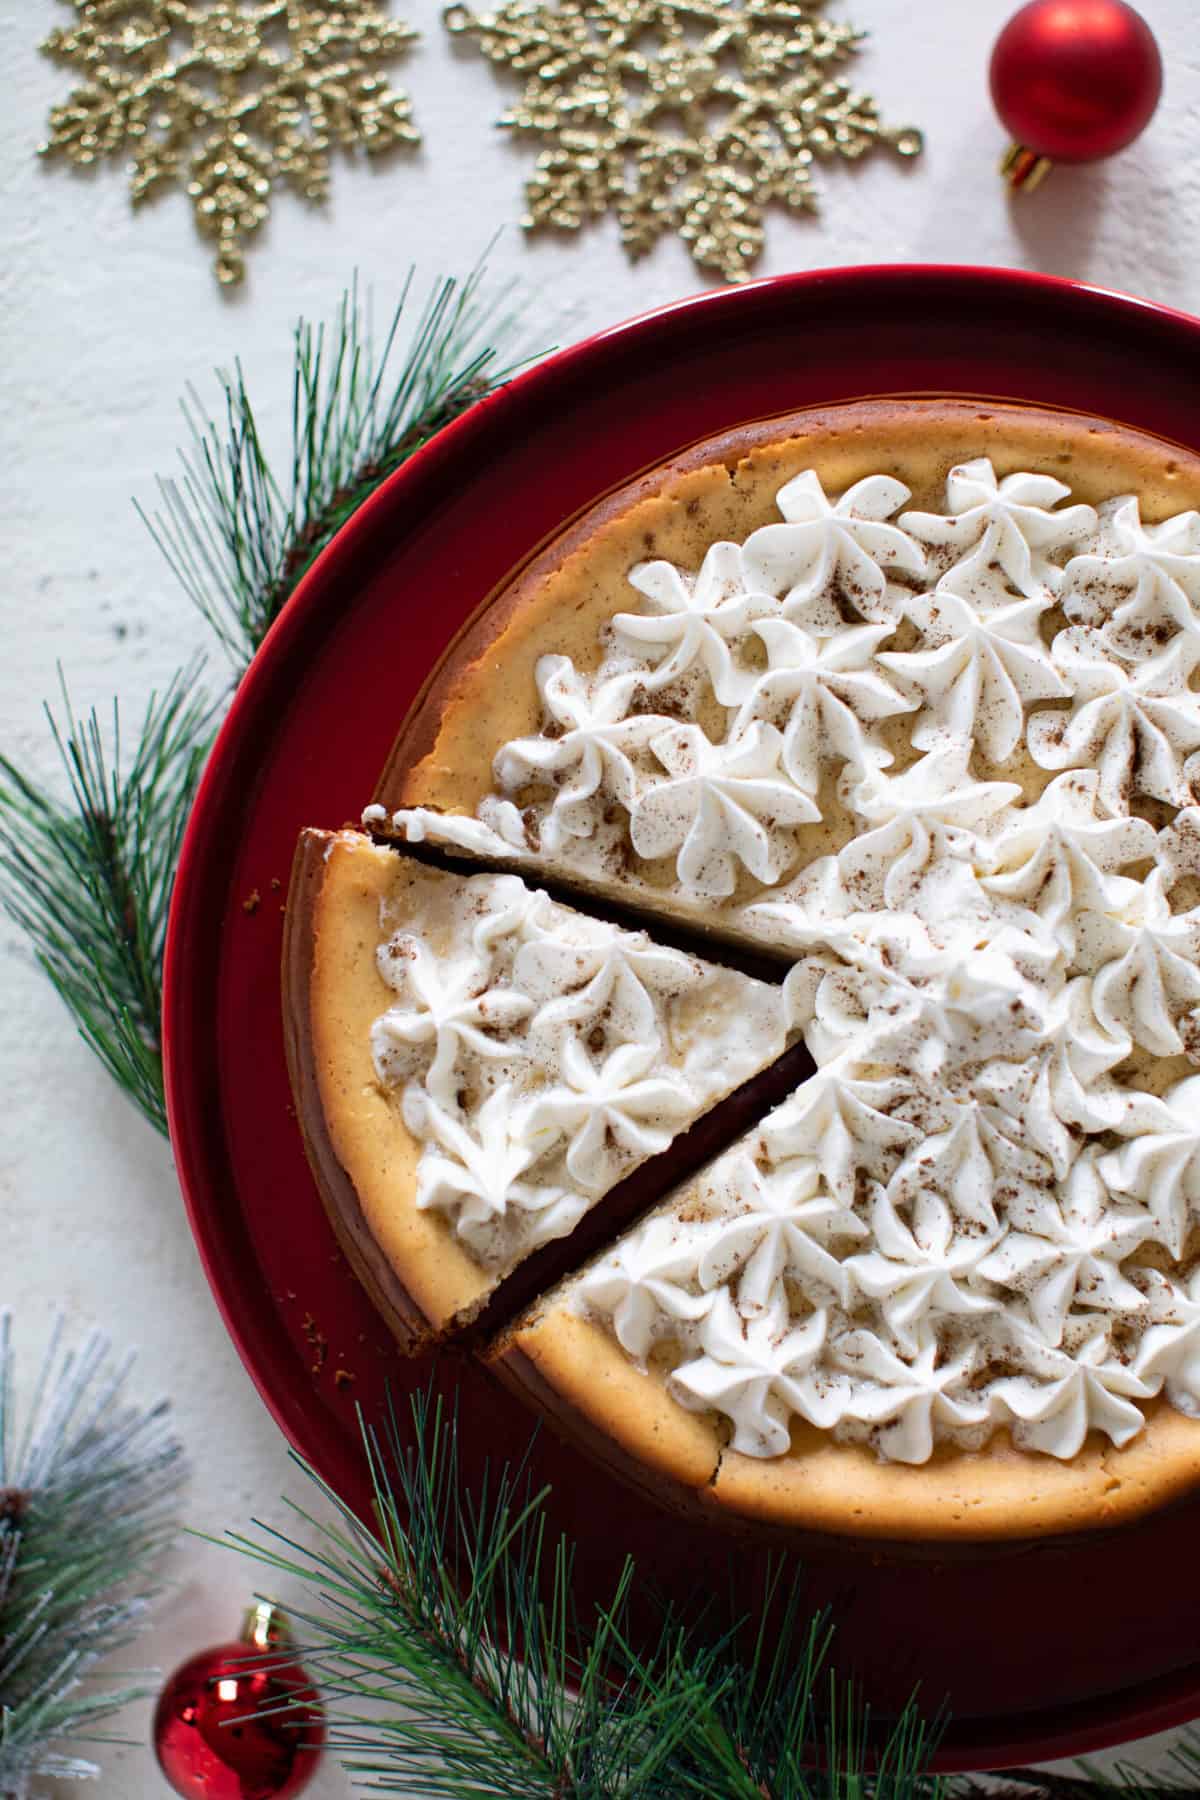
[990,0,1163,191]
[154,1603,324,1800]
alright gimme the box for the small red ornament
[990,0,1163,191]
[154,1603,324,1800]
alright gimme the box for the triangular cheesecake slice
[486,1093,1200,1542]
[283,830,792,1352]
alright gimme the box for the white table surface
[4,0,1199,1792]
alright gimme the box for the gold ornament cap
[1000,143,1054,192]
[241,1600,291,1652]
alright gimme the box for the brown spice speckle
[302,1311,328,1375]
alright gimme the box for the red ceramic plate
[165,265,1200,1774]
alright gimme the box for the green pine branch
[0,668,216,1132]
[0,268,532,1131]
[142,266,527,670]
[0,1313,186,1800]
[217,1384,1200,1798]
[219,1384,946,1799]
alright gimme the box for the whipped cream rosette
[898,459,1097,597]
[735,469,926,631]
[1061,495,1200,659]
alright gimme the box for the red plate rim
[164,263,1200,1774]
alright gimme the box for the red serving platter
[165,265,1200,1775]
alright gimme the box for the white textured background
[3,0,1199,1792]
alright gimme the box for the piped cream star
[1028,629,1200,815]
[834,1328,988,1464]
[982,771,1156,955]
[695,1153,861,1313]
[630,721,818,898]
[522,1036,695,1193]
[1077,869,1200,1058]
[412,1086,571,1236]
[614,541,771,704]
[900,459,1096,597]
[976,1152,1151,1347]
[837,745,1020,909]
[670,1291,835,1455]
[515,932,696,1046]
[1063,496,1200,666]
[373,935,533,1101]
[846,1187,999,1354]
[731,617,913,795]
[493,655,672,840]
[879,583,1066,762]
[740,470,925,631]
[574,1214,716,1360]
[992,1325,1152,1458]
[1100,1076,1200,1259]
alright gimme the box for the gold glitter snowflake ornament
[446,0,922,281]
[40,2,420,286]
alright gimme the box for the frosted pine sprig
[0,1313,185,1798]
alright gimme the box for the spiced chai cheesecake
[285,399,1200,1538]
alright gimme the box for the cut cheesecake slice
[283,830,792,1352]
